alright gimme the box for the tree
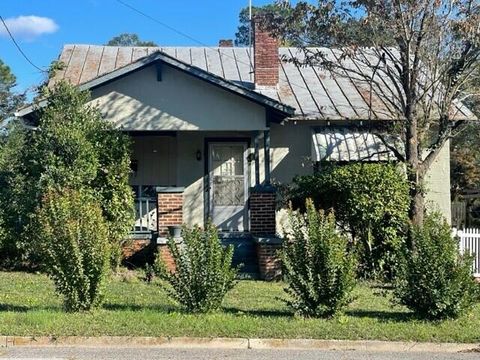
[235,4,393,47]
[261,0,480,227]
[235,5,288,46]
[451,123,480,195]
[0,59,24,126]
[0,81,134,268]
[450,76,480,195]
[105,33,157,47]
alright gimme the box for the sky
[0,0,276,95]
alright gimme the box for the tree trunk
[406,109,424,226]
[409,182,425,226]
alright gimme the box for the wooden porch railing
[132,197,157,238]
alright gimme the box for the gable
[90,63,268,131]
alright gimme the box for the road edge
[1,336,480,353]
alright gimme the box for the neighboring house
[17,25,473,279]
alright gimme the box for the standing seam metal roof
[50,45,476,121]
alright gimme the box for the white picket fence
[454,228,480,277]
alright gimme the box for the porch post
[254,131,261,186]
[263,129,271,185]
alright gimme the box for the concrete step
[220,233,259,276]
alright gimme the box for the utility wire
[114,0,210,47]
[115,0,388,120]
[113,0,326,101]
[0,15,46,73]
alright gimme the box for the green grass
[0,271,479,342]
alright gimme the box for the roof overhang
[16,50,295,121]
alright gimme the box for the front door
[208,142,248,232]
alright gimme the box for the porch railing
[132,197,157,238]
[454,228,480,277]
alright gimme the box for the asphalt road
[1,347,480,360]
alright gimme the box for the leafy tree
[451,123,480,195]
[106,33,157,46]
[282,199,356,318]
[261,0,480,229]
[235,4,393,47]
[0,81,134,268]
[450,81,480,195]
[0,125,30,267]
[235,5,291,46]
[0,59,24,126]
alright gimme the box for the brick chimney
[253,20,279,88]
[219,39,233,47]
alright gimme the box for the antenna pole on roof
[248,0,253,48]
[249,0,253,81]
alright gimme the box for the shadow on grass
[102,303,177,313]
[0,304,31,312]
[0,304,60,312]
[345,309,415,322]
[222,306,293,318]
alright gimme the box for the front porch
[126,130,280,279]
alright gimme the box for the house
[17,24,473,279]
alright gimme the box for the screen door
[208,142,248,231]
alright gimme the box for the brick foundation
[256,241,282,281]
[157,190,183,238]
[157,244,176,273]
[122,239,152,267]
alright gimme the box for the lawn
[0,271,479,342]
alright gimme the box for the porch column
[156,186,185,273]
[156,186,185,239]
[254,131,261,186]
[263,129,271,184]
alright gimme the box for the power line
[113,0,312,96]
[114,0,209,47]
[0,15,46,73]
[115,0,379,117]
[114,0,255,79]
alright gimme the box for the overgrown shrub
[157,222,238,313]
[288,163,409,279]
[36,188,110,312]
[0,126,35,268]
[394,212,480,320]
[0,81,133,269]
[282,199,357,318]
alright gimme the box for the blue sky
[0,0,276,95]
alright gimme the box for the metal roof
[44,44,476,122]
[312,129,403,162]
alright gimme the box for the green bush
[36,188,110,312]
[394,212,480,320]
[157,222,238,313]
[0,81,133,269]
[288,163,409,279]
[282,199,357,318]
